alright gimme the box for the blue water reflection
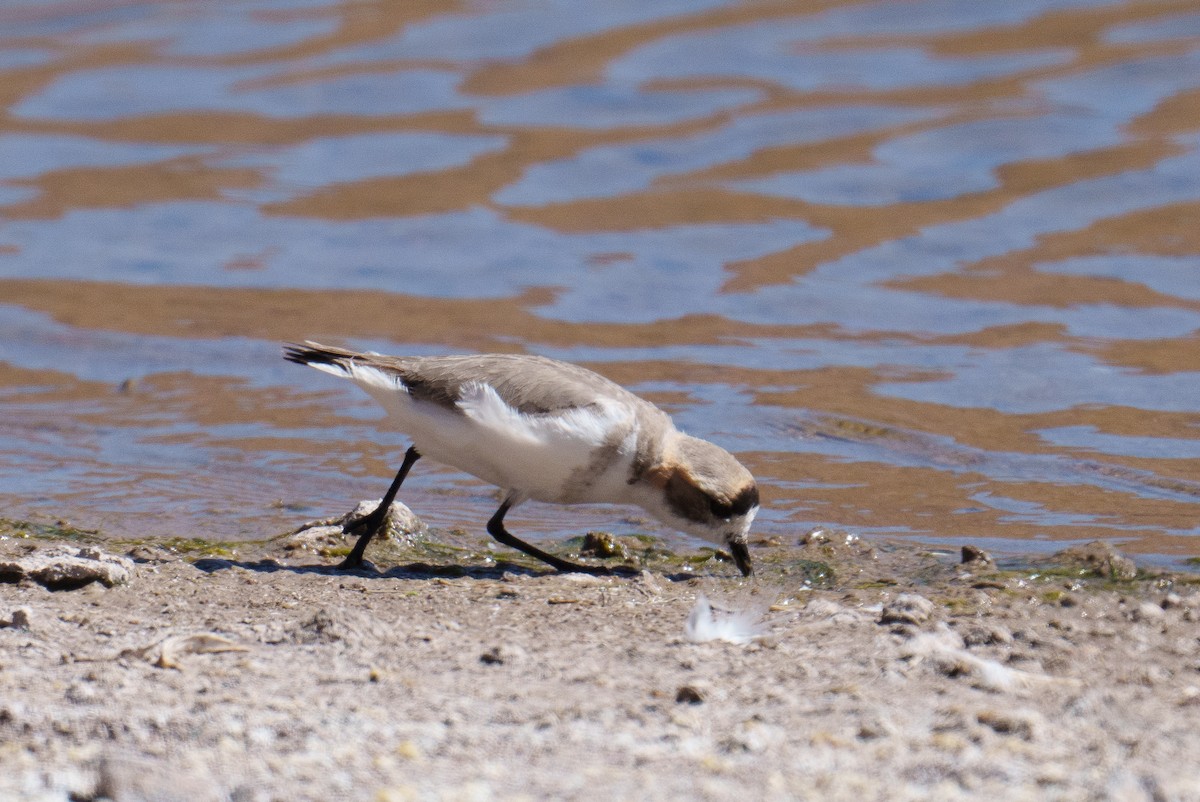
[495,106,938,205]
[1036,49,1200,120]
[612,20,1071,90]
[214,133,509,203]
[0,47,56,69]
[67,0,338,56]
[1037,426,1200,460]
[1036,255,1200,301]
[1106,12,1200,43]
[0,305,285,387]
[728,112,1124,205]
[878,344,1200,414]
[338,0,736,62]
[0,205,823,302]
[13,65,469,120]
[478,85,762,130]
[0,134,210,181]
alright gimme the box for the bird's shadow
[191,557,696,583]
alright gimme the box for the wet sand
[2,520,1198,801]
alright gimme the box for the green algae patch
[1041,589,1067,604]
[0,518,103,543]
[153,537,240,558]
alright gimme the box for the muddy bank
[2,522,1199,801]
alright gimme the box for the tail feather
[283,341,361,377]
[286,341,412,406]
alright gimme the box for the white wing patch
[451,382,634,500]
[455,382,619,448]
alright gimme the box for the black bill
[728,540,753,577]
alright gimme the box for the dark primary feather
[283,342,346,369]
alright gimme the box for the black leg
[486,497,612,575]
[339,446,421,570]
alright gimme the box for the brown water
[1,0,1199,566]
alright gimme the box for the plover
[284,342,759,575]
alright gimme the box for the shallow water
[1,0,1198,565]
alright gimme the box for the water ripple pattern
[0,0,1197,563]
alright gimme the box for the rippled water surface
[2,0,1198,565]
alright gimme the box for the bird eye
[709,498,733,520]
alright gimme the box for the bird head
[639,434,758,576]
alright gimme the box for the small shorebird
[284,342,759,576]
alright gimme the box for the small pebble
[961,545,994,566]
[4,607,33,630]
[0,547,133,590]
[857,718,897,740]
[479,643,526,666]
[961,624,1013,646]
[800,529,831,546]
[580,532,628,560]
[880,593,935,626]
[1132,602,1166,623]
[977,709,1037,741]
[1054,541,1136,580]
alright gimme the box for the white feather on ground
[684,593,769,645]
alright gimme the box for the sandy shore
[2,519,1199,802]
